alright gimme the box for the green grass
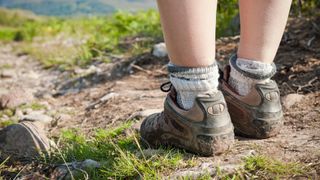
[44,120,311,179]
[49,121,194,179]
[0,63,13,69]
[0,6,240,70]
[9,10,162,70]
[215,155,310,180]
[19,102,47,111]
[1,1,319,70]
[242,155,308,179]
[0,120,15,128]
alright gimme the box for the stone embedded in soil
[51,159,101,179]
[20,112,53,125]
[168,163,242,179]
[130,109,163,132]
[14,109,24,119]
[0,69,16,78]
[51,165,69,179]
[81,159,101,169]
[131,108,163,119]
[86,92,119,110]
[282,93,305,109]
[74,65,101,76]
[152,42,168,58]
[0,88,34,110]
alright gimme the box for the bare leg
[238,0,292,63]
[157,0,217,67]
[140,0,235,156]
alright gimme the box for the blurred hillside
[0,0,318,71]
[0,0,156,16]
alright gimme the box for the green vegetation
[19,102,47,111]
[0,0,156,17]
[0,3,240,70]
[217,155,310,179]
[0,0,317,70]
[1,9,162,70]
[45,122,311,179]
[0,108,15,128]
[243,155,307,178]
[0,119,14,128]
[50,121,193,179]
[217,0,239,37]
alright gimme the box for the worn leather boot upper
[140,86,234,156]
[220,66,283,138]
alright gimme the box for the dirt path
[0,17,319,178]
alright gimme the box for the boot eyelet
[208,104,225,115]
[265,92,279,101]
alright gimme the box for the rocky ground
[0,17,319,179]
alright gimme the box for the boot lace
[160,82,172,92]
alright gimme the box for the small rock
[56,113,72,121]
[152,42,167,58]
[86,92,119,110]
[74,65,101,76]
[131,109,163,119]
[21,112,53,125]
[51,165,69,180]
[168,163,241,179]
[26,70,40,79]
[15,109,24,119]
[1,115,9,121]
[24,108,34,114]
[81,159,100,169]
[282,93,304,109]
[51,161,97,180]
[130,109,162,132]
[0,88,34,109]
[0,88,9,96]
[0,69,16,78]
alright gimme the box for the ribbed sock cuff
[168,62,219,109]
[230,54,276,80]
[168,62,219,91]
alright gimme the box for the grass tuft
[243,155,308,179]
[50,121,192,179]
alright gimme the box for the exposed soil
[0,17,319,178]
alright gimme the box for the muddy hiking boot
[140,83,234,156]
[219,56,283,139]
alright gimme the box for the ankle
[228,55,276,96]
[168,62,219,110]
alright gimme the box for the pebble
[86,92,119,110]
[50,165,69,180]
[21,112,53,124]
[74,65,101,76]
[282,93,304,109]
[51,159,100,179]
[152,42,168,58]
[168,163,241,179]
[81,159,101,169]
[0,69,16,78]
[130,108,163,119]
[0,88,34,110]
[15,109,24,118]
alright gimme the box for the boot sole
[234,117,283,139]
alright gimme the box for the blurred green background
[0,0,318,70]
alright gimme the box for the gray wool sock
[168,62,219,110]
[229,57,275,96]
